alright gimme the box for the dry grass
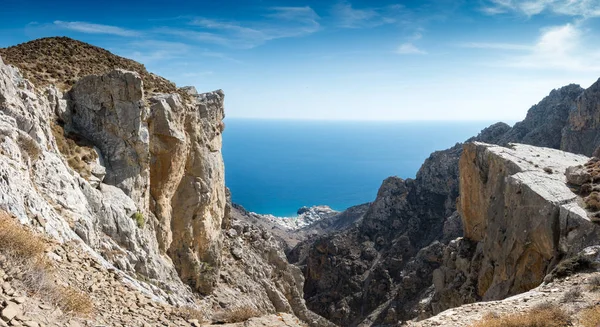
[215,306,261,324]
[51,122,98,180]
[53,286,94,316]
[174,305,208,323]
[0,37,176,93]
[588,275,600,292]
[580,305,600,327]
[0,211,46,258]
[561,287,582,302]
[586,192,600,212]
[0,210,94,317]
[470,304,571,327]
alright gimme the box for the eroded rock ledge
[431,142,598,313]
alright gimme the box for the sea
[222,119,503,217]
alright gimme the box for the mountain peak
[0,36,175,93]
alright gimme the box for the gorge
[0,36,600,327]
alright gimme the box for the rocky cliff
[430,142,597,313]
[0,37,330,327]
[296,80,600,326]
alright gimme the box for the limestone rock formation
[430,142,596,313]
[562,78,600,156]
[498,84,584,148]
[0,37,332,326]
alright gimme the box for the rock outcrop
[430,142,598,313]
[0,37,332,326]
[295,81,600,326]
[562,78,600,156]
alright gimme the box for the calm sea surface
[222,119,500,217]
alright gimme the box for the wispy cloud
[177,6,319,49]
[476,23,600,72]
[461,42,532,51]
[396,43,427,55]
[53,21,141,37]
[482,0,600,18]
[331,1,406,28]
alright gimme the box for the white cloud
[478,23,600,72]
[53,21,140,37]
[183,7,320,49]
[461,42,532,50]
[483,0,600,18]
[396,43,427,55]
[331,1,406,28]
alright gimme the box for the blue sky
[2,0,600,121]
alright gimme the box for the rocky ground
[409,267,600,327]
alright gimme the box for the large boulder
[431,142,598,313]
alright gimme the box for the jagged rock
[430,142,596,313]
[562,78,600,156]
[1,302,21,321]
[498,84,583,148]
[565,165,591,186]
[68,69,149,211]
[148,91,227,295]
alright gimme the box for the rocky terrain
[0,37,333,327]
[3,35,600,327]
[296,79,600,326]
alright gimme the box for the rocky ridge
[297,80,600,326]
[0,37,331,327]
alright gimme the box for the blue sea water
[222,119,500,217]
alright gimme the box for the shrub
[547,254,595,281]
[543,167,554,174]
[580,305,600,327]
[54,285,94,316]
[561,287,581,302]
[132,212,144,228]
[215,306,261,324]
[589,275,600,292]
[174,305,207,323]
[0,211,46,258]
[0,210,94,317]
[470,304,570,327]
[586,192,600,211]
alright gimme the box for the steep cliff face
[0,52,225,302]
[0,37,334,327]
[499,84,584,148]
[297,82,599,326]
[431,142,597,313]
[301,144,465,326]
[562,78,600,156]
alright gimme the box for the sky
[1,0,600,121]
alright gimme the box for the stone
[1,302,21,321]
[565,165,591,185]
[432,142,597,313]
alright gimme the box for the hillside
[0,37,175,93]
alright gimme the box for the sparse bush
[586,192,600,211]
[580,305,600,327]
[544,167,554,174]
[215,306,261,324]
[174,305,207,323]
[0,211,46,258]
[54,285,94,316]
[132,212,144,228]
[51,122,98,180]
[548,254,595,281]
[589,275,600,292]
[470,304,570,327]
[561,287,581,302]
[0,210,94,317]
